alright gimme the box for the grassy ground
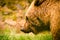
[0,32,52,40]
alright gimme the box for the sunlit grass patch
[0,32,52,40]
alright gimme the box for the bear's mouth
[21,30,31,33]
[21,29,30,33]
[21,27,33,33]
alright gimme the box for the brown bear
[21,0,60,40]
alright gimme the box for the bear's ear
[34,0,45,6]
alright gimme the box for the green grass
[0,32,52,40]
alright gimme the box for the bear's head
[21,0,51,34]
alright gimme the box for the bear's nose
[21,28,25,32]
[20,26,26,32]
[20,25,25,30]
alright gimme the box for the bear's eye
[34,0,45,6]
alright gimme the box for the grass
[0,32,52,40]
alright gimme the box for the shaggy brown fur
[21,0,60,40]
